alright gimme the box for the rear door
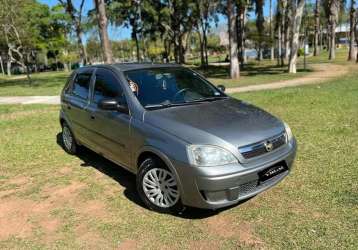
[87,68,132,168]
[62,68,94,146]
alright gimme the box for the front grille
[238,171,288,198]
[239,132,287,159]
[238,180,258,196]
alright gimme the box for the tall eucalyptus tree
[255,0,265,60]
[348,0,356,61]
[314,0,321,56]
[227,0,240,78]
[288,0,305,73]
[94,0,113,63]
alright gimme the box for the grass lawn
[0,68,357,249]
[0,71,69,96]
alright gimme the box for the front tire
[136,157,183,213]
[61,122,77,155]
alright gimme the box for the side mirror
[98,99,129,114]
[217,85,226,92]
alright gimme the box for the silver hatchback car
[60,64,297,213]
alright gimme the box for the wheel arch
[136,147,184,198]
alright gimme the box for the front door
[87,68,132,168]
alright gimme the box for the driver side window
[93,68,126,105]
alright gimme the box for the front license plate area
[259,162,288,183]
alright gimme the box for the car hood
[144,98,285,147]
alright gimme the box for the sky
[39,0,278,42]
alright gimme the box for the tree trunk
[278,21,282,65]
[75,24,88,65]
[255,0,264,62]
[94,0,113,64]
[7,48,12,76]
[288,0,305,74]
[348,0,356,61]
[355,14,358,62]
[6,60,11,76]
[133,30,140,62]
[329,17,336,60]
[328,0,339,60]
[314,0,320,56]
[0,56,4,76]
[203,30,209,66]
[227,0,240,79]
[283,0,291,62]
[270,0,274,60]
[282,3,293,65]
[237,2,246,67]
[198,31,205,66]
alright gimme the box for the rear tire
[61,122,77,155]
[136,157,183,213]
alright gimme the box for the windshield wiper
[145,96,229,110]
[144,102,195,110]
[189,96,229,103]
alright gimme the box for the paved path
[0,96,60,105]
[0,64,350,105]
[226,64,349,94]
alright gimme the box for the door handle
[67,105,71,110]
[90,115,95,120]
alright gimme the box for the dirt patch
[204,215,264,247]
[43,182,86,200]
[0,189,16,198]
[226,64,351,93]
[80,200,108,219]
[0,199,34,239]
[117,239,138,250]
[237,221,264,247]
[8,176,31,185]
[39,217,60,233]
[0,181,87,241]
[206,215,236,238]
[188,240,220,250]
[58,166,73,175]
[75,224,108,249]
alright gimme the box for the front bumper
[173,138,297,209]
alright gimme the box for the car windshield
[124,67,227,109]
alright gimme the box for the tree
[269,0,274,60]
[254,0,265,60]
[195,0,218,67]
[236,0,250,67]
[314,0,321,56]
[108,0,159,62]
[58,0,88,65]
[0,0,52,81]
[348,0,356,61]
[94,0,113,63]
[355,8,358,62]
[227,0,240,78]
[288,0,305,73]
[323,0,340,60]
[276,0,283,65]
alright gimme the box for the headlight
[284,122,293,142]
[187,145,238,167]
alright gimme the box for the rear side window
[72,72,92,100]
[93,68,125,104]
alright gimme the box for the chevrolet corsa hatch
[60,63,297,213]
